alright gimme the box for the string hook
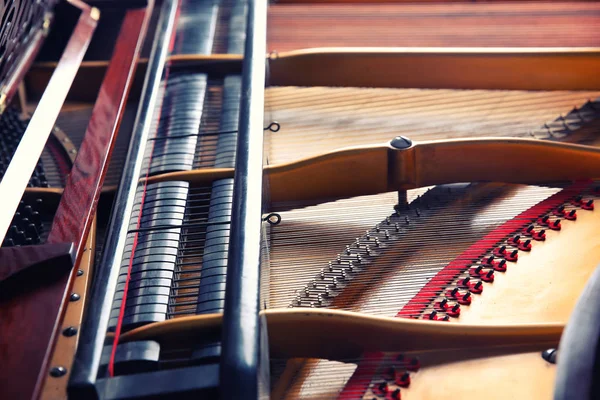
[265,121,280,132]
[263,213,281,225]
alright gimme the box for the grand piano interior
[1,0,600,399]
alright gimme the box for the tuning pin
[15,230,26,245]
[26,224,39,243]
[565,209,577,221]
[493,245,507,256]
[328,262,334,272]
[504,250,518,262]
[532,229,546,241]
[345,245,351,255]
[582,199,594,210]
[375,238,381,247]
[523,225,535,236]
[494,259,507,272]
[469,280,484,294]
[460,291,472,305]
[31,211,41,227]
[395,372,411,388]
[428,310,449,321]
[376,381,389,395]
[316,294,323,305]
[459,276,471,287]
[518,239,532,251]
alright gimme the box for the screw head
[541,348,557,364]
[49,366,67,377]
[390,136,413,149]
[70,293,80,302]
[62,326,78,337]
[77,269,84,276]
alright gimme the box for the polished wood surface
[268,48,600,89]
[403,348,556,400]
[266,138,600,204]
[26,46,600,104]
[0,7,151,399]
[40,220,95,400]
[121,308,562,360]
[0,243,73,289]
[268,2,600,51]
[144,137,600,207]
[457,206,600,324]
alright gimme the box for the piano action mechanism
[1,0,600,399]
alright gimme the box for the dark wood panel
[0,8,150,400]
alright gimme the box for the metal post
[220,0,267,398]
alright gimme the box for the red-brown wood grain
[0,243,73,286]
[0,7,152,400]
[267,2,600,51]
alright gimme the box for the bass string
[268,185,561,312]
[265,87,600,165]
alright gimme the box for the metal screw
[390,136,413,149]
[77,269,84,276]
[62,326,78,337]
[541,348,558,364]
[70,293,80,302]
[49,366,67,377]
